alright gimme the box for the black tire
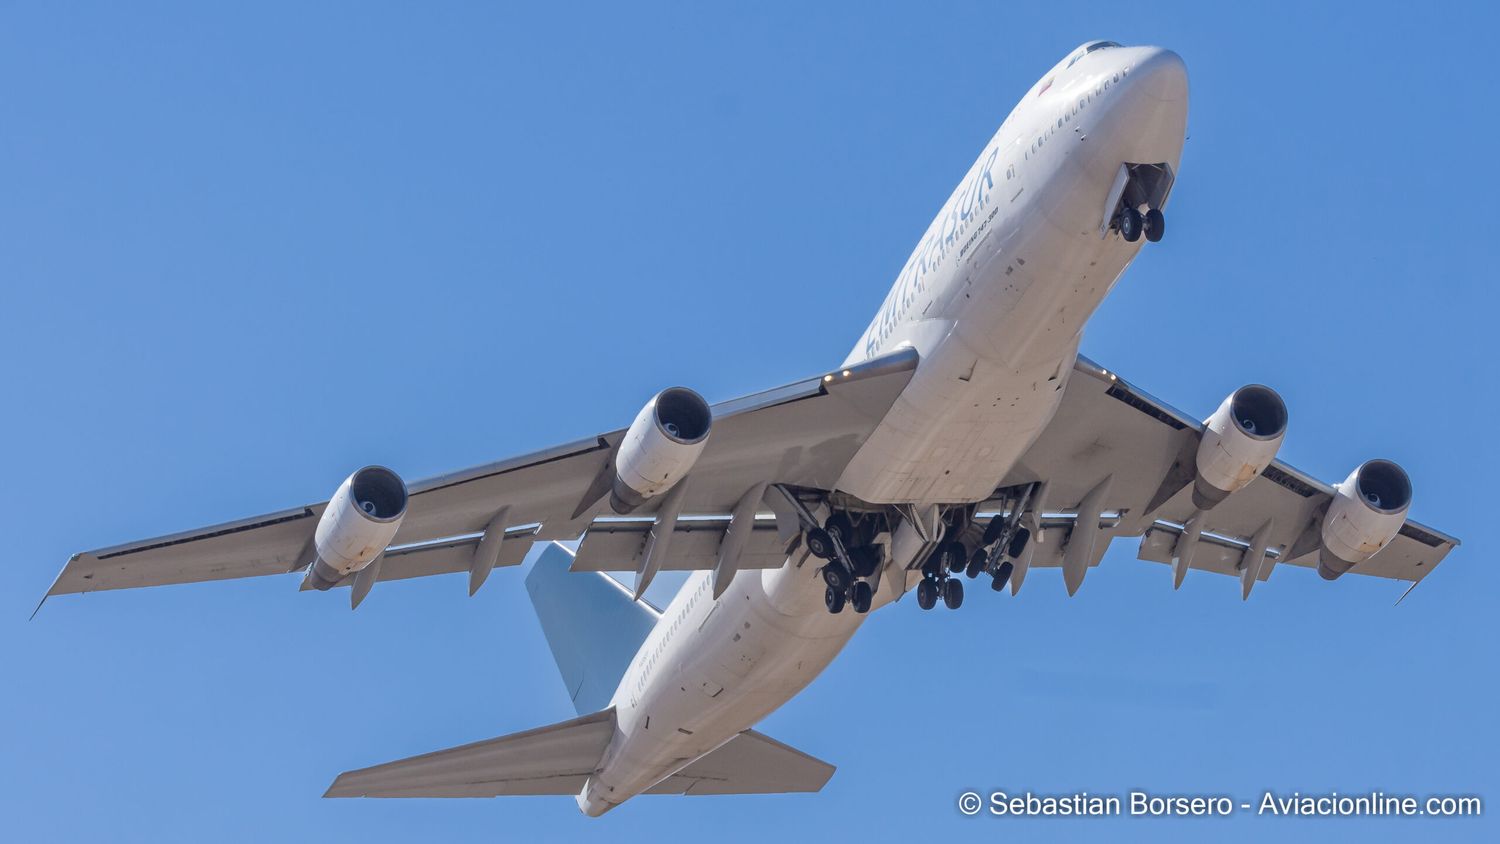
[1119,208,1143,243]
[943,577,964,610]
[806,528,835,560]
[996,560,1015,586]
[821,564,848,592]
[825,585,846,614]
[991,560,1014,592]
[916,578,938,610]
[965,548,987,579]
[1143,208,1165,243]
[851,580,873,614]
[1007,527,1031,560]
[980,518,1006,546]
[824,512,855,544]
[943,542,967,574]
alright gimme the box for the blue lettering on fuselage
[864,146,1000,359]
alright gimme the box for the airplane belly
[836,200,1122,503]
[592,561,862,805]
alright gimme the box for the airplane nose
[1130,48,1188,103]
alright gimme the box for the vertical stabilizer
[524,542,659,714]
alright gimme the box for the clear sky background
[3,2,1495,842]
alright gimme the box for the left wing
[990,355,1458,595]
[42,349,917,602]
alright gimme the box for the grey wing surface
[993,355,1458,588]
[43,349,919,600]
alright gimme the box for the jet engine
[1192,384,1287,509]
[303,466,409,590]
[1317,459,1411,580]
[611,387,712,513]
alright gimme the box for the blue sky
[2,2,1495,841]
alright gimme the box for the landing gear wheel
[942,542,967,574]
[850,580,873,614]
[806,528,835,560]
[821,564,849,593]
[980,517,1006,547]
[992,560,1014,592]
[916,578,938,611]
[1143,208,1165,243]
[1007,528,1031,560]
[965,548,987,579]
[824,512,855,545]
[943,577,964,610]
[1119,207,1143,243]
[825,585,846,614]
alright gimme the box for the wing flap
[572,516,792,573]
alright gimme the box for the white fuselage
[578,44,1188,816]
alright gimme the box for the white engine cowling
[304,466,409,590]
[1318,459,1412,580]
[1193,384,1288,509]
[611,387,712,513]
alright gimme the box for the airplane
[39,41,1459,816]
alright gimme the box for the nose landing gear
[1116,206,1165,243]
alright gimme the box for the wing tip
[32,552,88,619]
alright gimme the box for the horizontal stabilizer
[647,729,835,795]
[325,709,615,798]
[325,712,833,800]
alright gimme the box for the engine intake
[1192,384,1288,509]
[1318,459,1412,579]
[611,387,711,513]
[304,466,408,590]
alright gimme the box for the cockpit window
[1067,41,1122,68]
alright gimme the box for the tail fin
[524,542,658,715]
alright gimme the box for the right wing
[42,348,918,601]
[989,355,1459,592]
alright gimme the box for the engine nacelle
[611,387,712,513]
[1318,459,1412,580]
[304,466,409,590]
[1192,384,1288,509]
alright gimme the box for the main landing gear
[920,484,1040,609]
[916,542,966,610]
[809,511,882,615]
